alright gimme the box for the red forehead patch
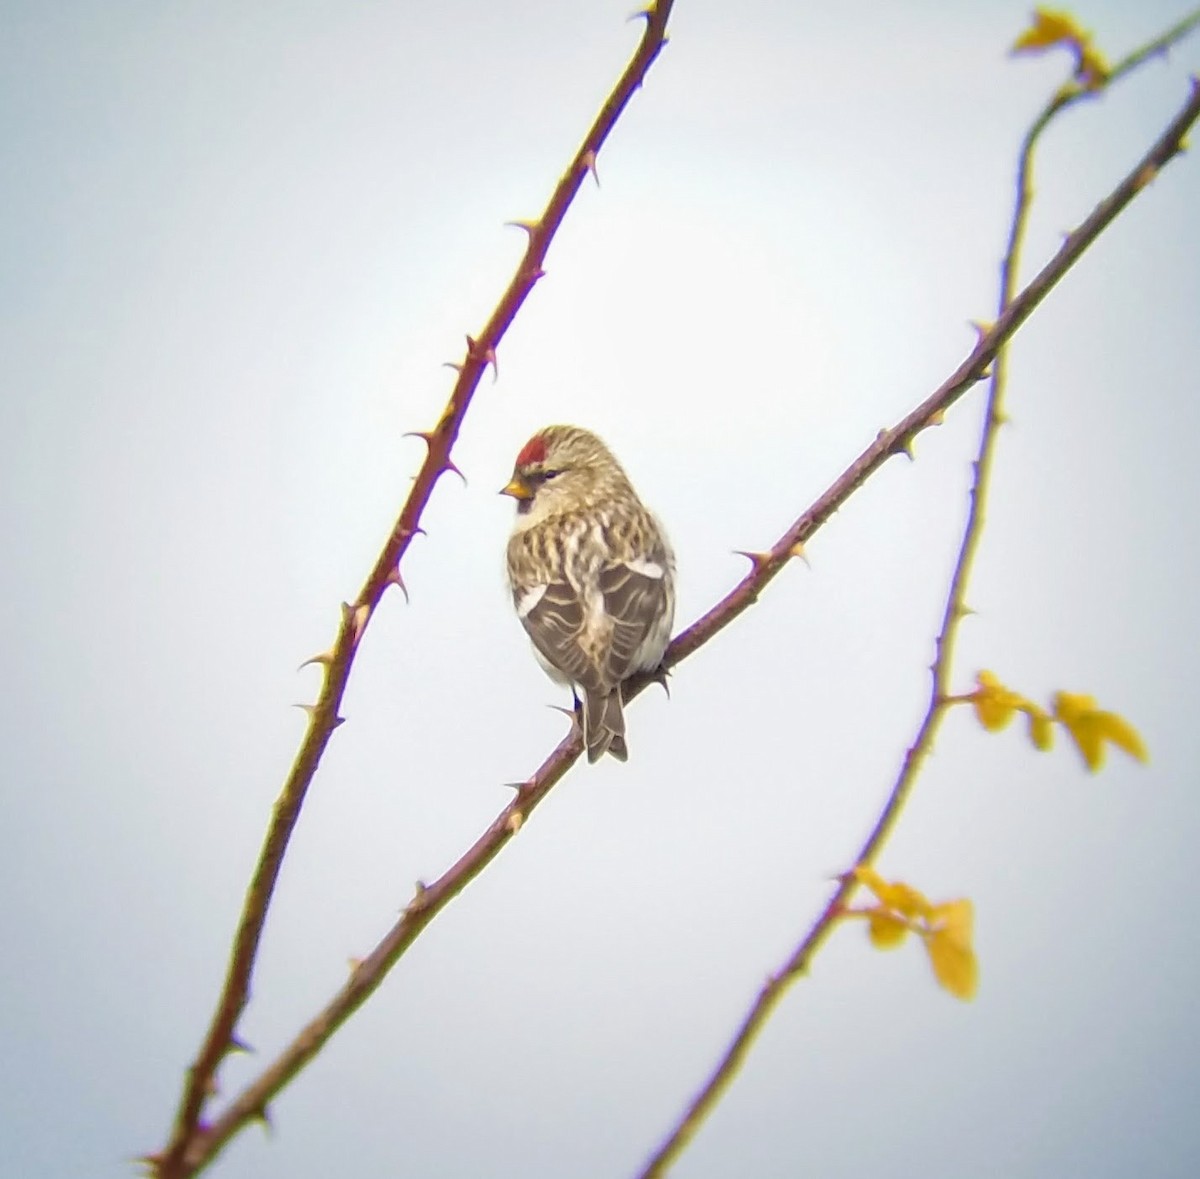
[516,434,547,466]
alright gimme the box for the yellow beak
[500,477,534,500]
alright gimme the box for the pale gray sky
[3,2,1199,1177]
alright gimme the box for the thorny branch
[151,4,676,1176]
[173,61,1199,1179]
[636,23,1200,1179]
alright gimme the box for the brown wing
[516,556,669,694]
[514,577,598,689]
[594,558,671,684]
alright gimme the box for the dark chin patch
[517,497,533,515]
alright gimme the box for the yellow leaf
[1078,42,1111,87]
[867,908,910,950]
[1026,707,1054,751]
[1011,8,1086,53]
[930,897,974,943]
[1096,710,1148,764]
[851,864,888,898]
[852,866,931,920]
[971,670,1018,731]
[925,927,979,1001]
[1053,692,1147,772]
[923,900,977,1000]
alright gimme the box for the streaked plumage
[503,425,675,762]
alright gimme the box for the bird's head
[501,425,627,520]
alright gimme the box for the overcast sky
[3,2,1199,1177]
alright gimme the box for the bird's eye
[540,469,562,481]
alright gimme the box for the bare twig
[185,69,1200,1179]
[150,5,676,1176]
[636,27,1200,1179]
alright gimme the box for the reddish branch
[164,67,1200,1179]
[151,5,676,1176]
[636,66,1200,1179]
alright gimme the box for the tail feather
[582,689,628,763]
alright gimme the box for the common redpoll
[502,425,675,763]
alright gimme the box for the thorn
[548,703,584,738]
[398,524,427,541]
[133,1153,164,1176]
[227,1034,253,1056]
[250,1106,273,1136]
[442,360,464,373]
[788,542,811,568]
[929,410,946,426]
[332,715,346,729]
[384,567,409,603]
[298,651,333,671]
[733,549,772,571]
[990,409,1010,427]
[405,881,429,914]
[348,956,363,972]
[506,811,524,834]
[529,267,547,284]
[646,664,671,698]
[294,702,317,719]
[441,459,468,487]
[956,603,977,618]
[581,148,600,187]
[464,335,499,381]
[894,435,915,461]
[402,429,435,448]
[505,218,541,237]
[969,319,994,345]
[628,5,653,22]
[343,601,371,643]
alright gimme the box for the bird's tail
[583,688,628,763]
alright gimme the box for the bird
[502,425,675,763]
